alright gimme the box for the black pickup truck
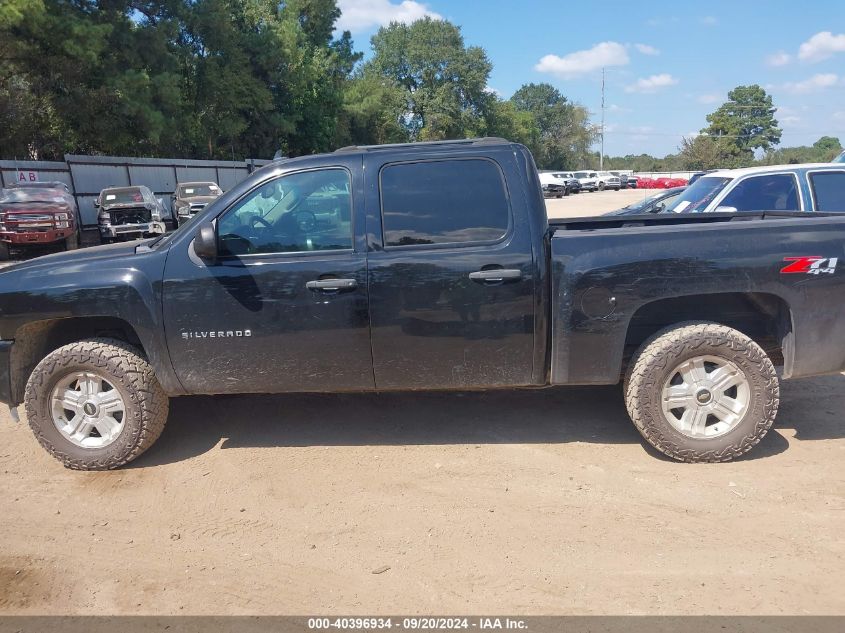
[0,138,843,470]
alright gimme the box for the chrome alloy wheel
[660,355,750,439]
[50,371,127,448]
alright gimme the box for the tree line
[1,2,839,170]
[0,0,595,168]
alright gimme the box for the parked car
[573,171,598,192]
[553,172,581,193]
[0,184,80,259]
[172,182,223,226]
[666,164,845,213]
[609,171,632,189]
[627,176,639,189]
[538,172,569,198]
[605,187,686,216]
[2,138,845,470]
[95,186,167,244]
[688,170,717,185]
[596,171,622,191]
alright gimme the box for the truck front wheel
[24,338,169,470]
[0,241,9,261]
[624,322,779,462]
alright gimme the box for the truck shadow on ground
[125,373,845,468]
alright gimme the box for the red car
[0,184,80,260]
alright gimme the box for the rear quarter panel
[550,216,845,384]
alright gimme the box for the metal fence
[0,155,270,227]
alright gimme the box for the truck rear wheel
[24,338,169,470]
[624,322,779,462]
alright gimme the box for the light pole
[600,67,605,171]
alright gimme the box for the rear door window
[719,174,800,212]
[380,159,510,247]
[809,171,845,211]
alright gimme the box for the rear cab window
[809,171,845,211]
[379,158,510,247]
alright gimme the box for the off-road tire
[0,241,9,260]
[64,232,79,250]
[624,321,779,463]
[24,338,169,470]
[598,181,606,191]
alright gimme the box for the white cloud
[535,41,629,79]
[700,16,718,26]
[625,73,678,93]
[798,31,845,62]
[697,93,721,104]
[766,51,791,67]
[336,0,441,32]
[776,73,840,94]
[634,43,659,56]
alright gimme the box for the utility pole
[600,67,605,171]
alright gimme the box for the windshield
[574,172,588,178]
[179,183,221,197]
[624,191,670,212]
[666,177,731,213]
[0,188,68,204]
[834,151,845,164]
[101,188,145,205]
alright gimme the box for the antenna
[600,67,605,171]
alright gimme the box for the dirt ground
[1,372,843,615]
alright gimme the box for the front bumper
[0,340,14,406]
[0,229,73,245]
[99,221,166,238]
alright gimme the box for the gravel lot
[545,188,648,218]
[0,188,843,616]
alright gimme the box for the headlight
[178,208,190,216]
[55,213,68,220]
[56,221,69,228]
[152,212,161,221]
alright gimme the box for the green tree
[678,135,733,170]
[510,83,595,169]
[702,85,782,165]
[364,17,492,141]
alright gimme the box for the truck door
[161,160,374,394]
[366,152,536,390]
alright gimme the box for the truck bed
[548,211,845,386]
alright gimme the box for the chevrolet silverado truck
[0,138,843,470]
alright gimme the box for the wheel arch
[623,292,794,377]
[10,316,156,405]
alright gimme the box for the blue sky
[337,0,845,157]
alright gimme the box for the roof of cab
[705,163,844,179]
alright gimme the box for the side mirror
[653,203,665,213]
[193,222,217,262]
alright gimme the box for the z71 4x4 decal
[781,256,838,275]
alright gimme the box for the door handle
[468,269,522,283]
[306,278,358,292]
